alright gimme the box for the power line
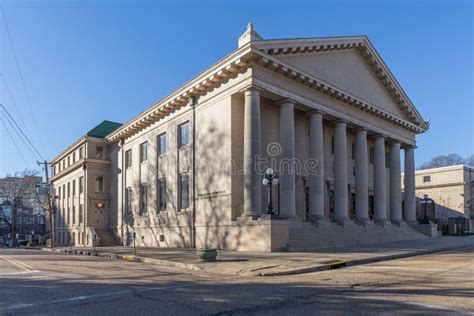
[1,6,48,158]
[1,103,44,161]
[0,117,29,167]
[0,73,33,139]
[1,106,40,162]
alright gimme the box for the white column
[355,129,369,221]
[333,121,348,220]
[404,145,416,224]
[390,141,403,222]
[243,88,262,218]
[374,136,387,222]
[279,100,296,217]
[308,112,324,218]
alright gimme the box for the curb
[258,243,474,276]
[39,242,473,277]
[40,247,202,272]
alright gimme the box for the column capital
[402,143,417,150]
[276,98,297,107]
[331,119,348,127]
[307,109,327,117]
[240,84,263,95]
[354,126,369,133]
[372,133,385,141]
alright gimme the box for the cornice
[254,37,428,131]
[106,44,256,142]
[253,49,426,133]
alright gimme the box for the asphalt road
[0,246,473,315]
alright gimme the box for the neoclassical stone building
[50,25,432,251]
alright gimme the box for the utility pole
[39,160,56,248]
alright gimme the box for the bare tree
[0,169,40,246]
[418,154,466,170]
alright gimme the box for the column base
[405,220,418,227]
[391,219,406,228]
[333,216,350,227]
[260,214,283,220]
[279,214,299,219]
[374,218,391,227]
[307,215,327,227]
[354,217,371,227]
[239,213,261,220]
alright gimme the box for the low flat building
[50,24,433,251]
[404,164,473,232]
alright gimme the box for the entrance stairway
[288,220,429,251]
[95,228,120,246]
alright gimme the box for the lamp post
[262,168,279,215]
[420,194,434,225]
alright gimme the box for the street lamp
[262,168,279,215]
[420,194,434,225]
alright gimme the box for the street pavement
[0,246,473,315]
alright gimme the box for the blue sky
[1,0,472,177]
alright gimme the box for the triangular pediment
[274,50,408,119]
[253,37,427,130]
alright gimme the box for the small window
[178,122,190,149]
[179,174,189,210]
[79,176,84,194]
[369,147,374,164]
[158,133,167,156]
[79,147,84,159]
[96,146,104,159]
[125,187,132,214]
[423,175,431,183]
[140,184,148,214]
[158,179,166,212]
[125,149,132,169]
[140,142,148,163]
[95,176,104,192]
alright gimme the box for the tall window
[158,179,166,212]
[95,176,104,192]
[67,207,70,226]
[385,152,390,168]
[96,146,104,159]
[67,156,70,166]
[67,182,70,197]
[79,176,84,194]
[179,174,189,210]
[369,147,374,164]
[140,184,148,214]
[158,133,167,155]
[72,205,76,225]
[351,142,355,160]
[79,147,84,159]
[79,204,83,224]
[125,187,132,214]
[72,152,76,163]
[331,136,335,154]
[178,122,190,148]
[140,142,148,163]
[72,180,76,196]
[125,149,132,169]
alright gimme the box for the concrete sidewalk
[41,236,474,276]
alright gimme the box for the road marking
[357,265,473,273]
[402,301,474,315]
[0,270,39,276]
[1,284,191,312]
[0,255,36,272]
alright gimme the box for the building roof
[86,120,122,138]
[104,24,428,141]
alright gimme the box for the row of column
[242,87,417,224]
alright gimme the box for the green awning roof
[87,120,122,138]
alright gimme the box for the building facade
[404,165,473,231]
[51,25,432,251]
